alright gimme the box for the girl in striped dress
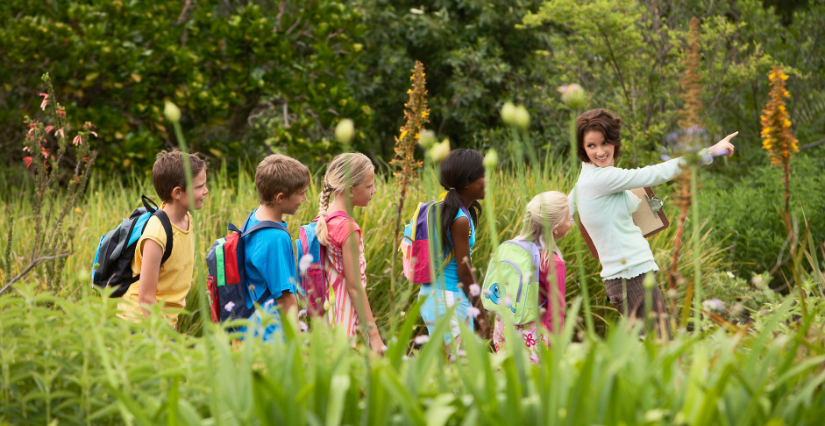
[314,153,384,353]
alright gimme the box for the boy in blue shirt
[242,154,310,341]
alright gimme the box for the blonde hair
[517,191,569,257]
[255,154,310,206]
[316,152,375,245]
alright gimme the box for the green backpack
[481,239,542,325]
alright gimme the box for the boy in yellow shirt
[117,149,209,328]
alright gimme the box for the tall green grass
[2,281,825,425]
[0,157,728,336]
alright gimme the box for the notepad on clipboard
[578,186,670,260]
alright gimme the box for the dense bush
[4,0,824,177]
[0,0,368,174]
[700,151,825,279]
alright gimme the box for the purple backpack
[399,201,469,284]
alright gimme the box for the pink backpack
[295,211,348,317]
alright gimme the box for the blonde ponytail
[517,191,569,256]
[315,152,375,246]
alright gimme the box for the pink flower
[45,125,54,133]
[56,128,65,139]
[72,135,82,146]
[57,107,65,117]
[89,131,97,137]
[468,306,481,318]
[23,146,30,152]
[23,156,32,168]
[469,284,480,297]
[299,321,308,332]
[39,93,49,110]
[523,333,536,347]
[298,309,307,318]
[40,146,50,158]
[224,301,236,312]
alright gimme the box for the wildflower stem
[691,165,702,331]
[569,111,595,338]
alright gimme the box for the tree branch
[0,252,72,296]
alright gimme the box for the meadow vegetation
[2,0,825,424]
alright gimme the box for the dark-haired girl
[569,109,736,336]
[419,149,491,343]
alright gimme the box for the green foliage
[3,283,825,425]
[350,0,550,155]
[700,152,825,280]
[0,0,369,174]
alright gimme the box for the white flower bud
[501,101,517,125]
[483,149,499,168]
[335,119,355,144]
[164,100,181,123]
[514,105,530,129]
[419,130,436,149]
[558,83,587,109]
[428,138,450,163]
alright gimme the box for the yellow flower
[783,119,791,128]
[769,72,776,80]
[780,72,789,81]
[407,89,412,94]
[422,111,429,118]
[399,130,409,140]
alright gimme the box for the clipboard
[577,186,669,260]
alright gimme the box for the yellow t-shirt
[117,211,195,328]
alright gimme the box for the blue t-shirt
[438,208,475,291]
[242,209,297,309]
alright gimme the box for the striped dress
[322,215,368,337]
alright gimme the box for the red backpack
[205,213,289,323]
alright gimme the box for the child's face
[349,171,376,207]
[180,170,209,211]
[463,175,486,201]
[553,205,572,240]
[279,185,308,216]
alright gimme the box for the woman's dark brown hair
[575,109,622,163]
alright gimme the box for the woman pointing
[568,109,736,336]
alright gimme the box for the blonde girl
[492,191,571,364]
[315,153,384,353]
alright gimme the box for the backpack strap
[322,210,351,222]
[231,213,291,292]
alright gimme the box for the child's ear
[171,186,184,200]
[275,192,285,204]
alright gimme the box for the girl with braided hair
[315,153,384,353]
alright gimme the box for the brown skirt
[604,271,670,338]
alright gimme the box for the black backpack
[91,196,174,297]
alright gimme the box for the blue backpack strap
[234,216,290,290]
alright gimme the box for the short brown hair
[152,149,208,202]
[575,109,622,163]
[255,154,310,206]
